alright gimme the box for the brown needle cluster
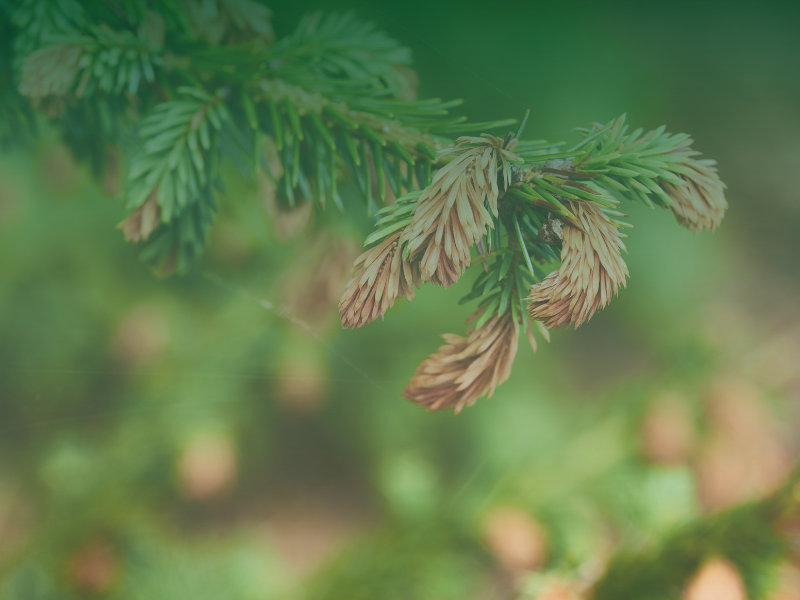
[402,309,519,414]
[338,231,419,329]
[526,201,628,329]
[400,134,520,287]
[662,140,728,232]
[117,189,161,242]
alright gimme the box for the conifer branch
[7,1,729,413]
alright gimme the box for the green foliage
[572,115,696,209]
[365,189,422,244]
[593,498,790,600]
[269,12,412,91]
[306,524,485,600]
[184,0,274,46]
[10,0,89,59]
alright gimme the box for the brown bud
[537,214,564,245]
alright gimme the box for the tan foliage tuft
[662,141,727,232]
[402,309,518,414]
[401,134,520,287]
[339,231,419,329]
[526,201,628,329]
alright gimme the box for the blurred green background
[1,1,800,598]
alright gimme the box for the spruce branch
[570,114,728,230]
[18,20,166,107]
[340,111,726,412]
[266,11,411,91]
[249,78,461,213]
[7,3,730,412]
